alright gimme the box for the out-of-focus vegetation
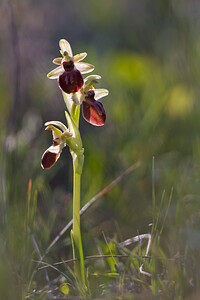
[1,0,200,298]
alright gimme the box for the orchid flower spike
[41,121,72,169]
[47,39,94,94]
[73,75,109,126]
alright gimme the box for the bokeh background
[1,0,200,298]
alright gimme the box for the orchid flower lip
[58,68,84,94]
[81,83,107,126]
[82,98,106,126]
[41,146,61,169]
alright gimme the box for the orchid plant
[41,39,108,285]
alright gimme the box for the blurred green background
[1,0,200,298]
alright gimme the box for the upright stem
[64,99,85,285]
[71,151,85,286]
[72,170,81,251]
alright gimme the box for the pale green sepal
[94,89,109,100]
[65,111,82,151]
[73,52,87,62]
[59,39,73,57]
[53,57,62,65]
[47,65,63,79]
[74,62,94,74]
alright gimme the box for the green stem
[72,170,81,251]
[71,152,85,286]
[63,94,85,287]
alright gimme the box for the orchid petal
[59,39,73,57]
[84,75,101,83]
[45,121,68,132]
[47,65,64,79]
[94,89,109,100]
[52,57,62,65]
[41,144,61,169]
[75,62,94,74]
[73,52,87,62]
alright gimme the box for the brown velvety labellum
[82,99,106,126]
[58,69,84,94]
[41,150,60,169]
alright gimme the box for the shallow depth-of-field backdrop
[1,0,200,299]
